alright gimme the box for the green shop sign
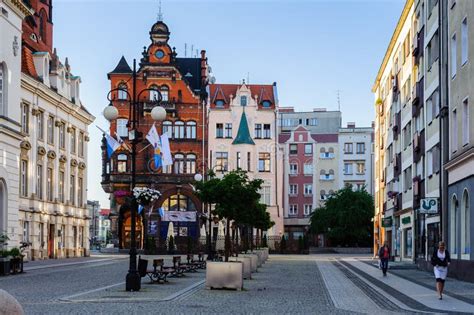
[382,217,393,227]
[401,216,411,225]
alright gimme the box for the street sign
[420,198,438,214]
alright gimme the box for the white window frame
[289,184,298,195]
[289,204,298,215]
[452,108,458,152]
[117,119,128,138]
[20,160,28,197]
[462,98,469,145]
[303,163,313,175]
[461,17,468,65]
[289,163,298,175]
[304,184,313,196]
[451,33,457,78]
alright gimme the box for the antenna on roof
[184,43,187,57]
[337,89,341,111]
[196,49,198,58]
[157,0,163,21]
[191,44,194,57]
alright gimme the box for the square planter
[0,258,10,276]
[230,256,252,279]
[241,254,258,272]
[252,251,263,267]
[206,261,243,290]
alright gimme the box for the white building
[0,0,33,248]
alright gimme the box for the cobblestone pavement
[1,254,473,314]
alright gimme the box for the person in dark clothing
[378,241,390,276]
[431,241,451,300]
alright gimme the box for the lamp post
[103,59,167,292]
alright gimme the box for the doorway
[48,224,55,258]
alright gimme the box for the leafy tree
[310,185,374,247]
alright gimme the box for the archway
[118,204,144,249]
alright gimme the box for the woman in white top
[431,241,451,300]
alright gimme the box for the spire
[157,0,163,21]
[232,111,255,145]
[108,56,132,78]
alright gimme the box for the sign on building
[419,198,438,214]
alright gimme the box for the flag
[159,207,165,218]
[96,125,120,159]
[114,132,131,152]
[160,133,173,166]
[138,204,144,215]
[146,124,163,169]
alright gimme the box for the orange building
[101,19,208,249]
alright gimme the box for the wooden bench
[138,258,175,283]
[172,256,189,276]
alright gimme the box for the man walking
[378,241,390,276]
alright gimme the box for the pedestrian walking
[378,241,390,276]
[431,241,451,300]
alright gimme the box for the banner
[162,211,196,222]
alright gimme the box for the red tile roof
[209,84,275,108]
[21,46,38,78]
[311,134,338,143]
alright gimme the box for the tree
[310,185,374,247]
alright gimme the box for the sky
[52,0,405,208]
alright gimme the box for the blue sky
[52,0,405,208]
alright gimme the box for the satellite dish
[210,76,216,84]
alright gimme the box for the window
[37,111,44,140]
[78,177,83,207]
[451,33,457,78]
[259,186,271,205]
[186,121,197,139]
[150,85,160,101]
[289,144,297,155]
[215,100,225,108]
[254,124,262,139]
[58,170,63,203]
[78,131,84,157]
[289,205,298,215]
[428,0,438,15]
[290,163,298,175]
[403,122,412,149]
[289,184,298,195]
[452,109,458,151]
[462,18,468,65]
[240,95,247,106]
[304,205,312,216]
[20,160,28,197]
[320,190,327,200]
[344,143,353,154]
[304,144,312,155]
[160,86,169,101]
[462,99,469,145]
[174,121,185,139]
[70,128,76,154]
[39,223,44,247]
[462,190,470,256]
[216,152,228,172]
[427,145,440,176]
[427,31,439,69]
[216,123,224,138]
[308,118,318,126]
[0,65,4,114]
[247,152,251,172]
[21,103,29,133]
[117,119,128,138]
[344,162,353,175]
[118,83,128,100]
[117,154,127,173]
[36,165,43,199]
[224,123,232,138]
[236,152,241,169]
[258,153,271,172]
[262,100,271,108]
[39,10,46,40]
[356,162,365,174]
[59,123,65,149]
[304,184,313,195]
[47,116,54,143]
[356,143,365,154]
[426,89,439,122]
[186,154,196,174]
[23,221,30,243]
[303,163,313,175]
[174,154,185,174]
[403,166,412,192]
[451,195,458,254]
[162,121,172,138]
[263,124,271,139]
[70,175,75,205]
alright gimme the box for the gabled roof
[21,46,38,78]
[209,84,276,106]
[108,56,132,78]
[176,58,202,92]
[232,111,255,145]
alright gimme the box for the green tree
[310,185,374,247]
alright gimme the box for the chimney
[347,122,356,128]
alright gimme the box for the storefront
[400,213,414,261]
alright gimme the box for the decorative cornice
[78,162,86,170]
[37,146,46,156]
[6,0,34,18]
[70,159,78,167]
[20,140,31,150]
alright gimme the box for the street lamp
[103,59,166,292]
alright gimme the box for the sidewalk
[23,253,128,271]
[343,257,474,313]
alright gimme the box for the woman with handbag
[431,241,451,300]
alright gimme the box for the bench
[172,256,190,276]
[138,258,175,283]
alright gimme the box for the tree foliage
[310,185,374,247]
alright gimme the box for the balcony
[412,79,424,117]
[142,100,176,113]
[392,112,401,139]
[413,129,425,163]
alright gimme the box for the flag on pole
[96,125,120,159]
[114,131,131,152]
[146,123,163,169]
[159,207,165,218]
[160,133,173,166]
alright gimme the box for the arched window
[174,154,184,174]
[186,154,196,174]
[450,195,458,254]
[116,118,128,137]
[462,190,470,255]
[329,169,335,175]
[118,83,128,100]
[186,121,196,139]
[262,100,271,108]
[174,121,184,139]
[320,147,326,153]
[240,96,247,106]
[328,147,335,153]
[0,64,4,115]
[162,121,172,138]
[161,85,169,102]
[320,169,326,175]
[117,154,128,173]
[215,100,225,108]
[149,84,160,101]
[39,10,47,42]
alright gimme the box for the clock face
[155,50,165,59]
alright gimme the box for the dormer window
[262,100,271,108]
[240,96,247,106]
[215,100,225,108]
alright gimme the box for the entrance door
[48,224,55,258]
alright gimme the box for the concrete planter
[0,257,10,276]
[230,256,252,279]
[242,254,258,272]
[206,261,243,291]
[253,251,263,267]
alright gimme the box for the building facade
[18,0,94,260]
[338,122,374,195]
[445,0,474,280]
[278,108,341,241]
[0,0,32,249]
[102,18,208,249]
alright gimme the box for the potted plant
[0,232,10,276]
[9,248,22,274]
